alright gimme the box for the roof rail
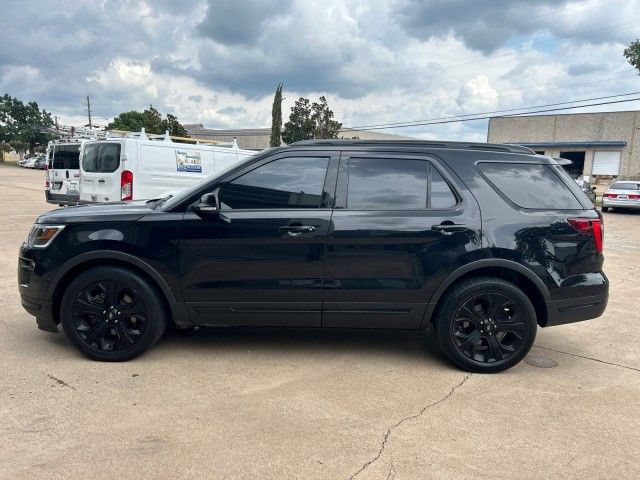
[292,139,534,154]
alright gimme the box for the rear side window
[478,162,582,209]
[52,145,80,170]
[346,158,456,210]
[82,143,121,173]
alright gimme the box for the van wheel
[434,277,537,373]
[60,266,166,361]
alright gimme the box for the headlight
[27,224,65,248]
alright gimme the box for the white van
[79,131,255,203]
[45,140,83,205]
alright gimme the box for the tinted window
[52,145,80,170]
[348,158,428,209]
[431,167,456,208]
[219,156,329,209]
[479,162,582,209]
[610,182,640,190]
[82,143,121,173]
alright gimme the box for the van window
[219,156,329,209]
[431,167,457,209]
[478,162,582,209]
[82,143,121,173]
[52,145,80,170]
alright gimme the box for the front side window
[219,156,329,209]
[82,143,121,173]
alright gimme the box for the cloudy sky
[2,0,640,141]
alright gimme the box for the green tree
[106,105,189,137]
[0,94,54,157]
[624,39,640,74]
[281,95,342,144]
[270,82,283,147]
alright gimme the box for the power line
[341,93,640,132]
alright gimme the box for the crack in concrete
[349,373,471,480]
[47,374,76,390]
[534,345,640,373]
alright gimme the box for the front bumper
[18,251,58,333]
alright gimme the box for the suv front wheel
[60,266,167,361]
[434,277,537,373]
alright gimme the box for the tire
[434,277,537,373]
[602,207,609,212]
[60,266,167,361]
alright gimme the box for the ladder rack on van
[106,128,239,149]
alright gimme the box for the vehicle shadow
[160,326,449,366]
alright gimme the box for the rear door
[322,151,482,328]
[80,142,122,202]
[52,144,80,195]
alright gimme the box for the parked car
[575,178,597,204]
[34,157,47,170]
[602,181,640,212]
[17,158,29,167]
[45,140,82,205]
[23,156,42,168]
[79,132,255,203]
[19,140,608,372]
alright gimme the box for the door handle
[98,179,106,183]
[431,223,468,233]
[279,225,316,237]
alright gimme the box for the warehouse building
[487,110,640,183]
[184,125,413,150]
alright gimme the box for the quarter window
[478,162,582,209]
[219,156,329,209]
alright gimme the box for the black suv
[19,140,608,372]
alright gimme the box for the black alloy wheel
[435,277,537,373]
[60,266,167,361]
[72,280,148,352]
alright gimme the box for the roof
[518,141,627,148]
[293,139,535,154]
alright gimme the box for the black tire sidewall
[60,266,166,361]
[435,278,537,373]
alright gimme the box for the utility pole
[86,96,92,129]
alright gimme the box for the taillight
[121,170,133,201]
[44,165,49,188]
[568,218,603,253]
[603,193,617,198]
[629,194,640,200]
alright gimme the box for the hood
[37,200,153,224]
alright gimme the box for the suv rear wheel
[60,266,167,361]
[434,277,537,373]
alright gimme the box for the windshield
[610,182,640,190]
[159,150,264,210]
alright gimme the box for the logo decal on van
[176,150,202,173]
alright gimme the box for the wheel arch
[423,259,550,328]
[48,251,190,328]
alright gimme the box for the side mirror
[193,193,219,219]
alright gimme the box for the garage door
[592,151,621,175]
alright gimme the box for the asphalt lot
[1,165,639,479]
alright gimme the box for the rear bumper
[602,199,640,209]
[45,190,79,205]
[544,273,609,327]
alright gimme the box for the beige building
[487,110,640,182]
[184,125,413,150]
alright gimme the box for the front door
[179,152,338,327]
[323,152,482,329]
